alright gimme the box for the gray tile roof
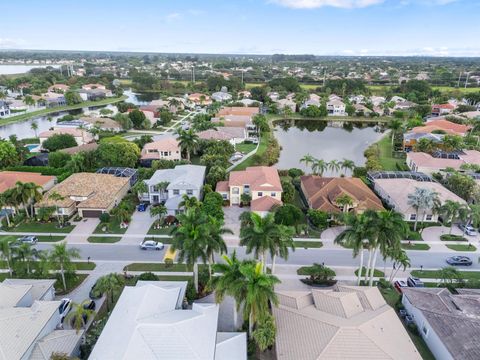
[146,165,206,191]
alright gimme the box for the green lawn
[232,133,269,171]
[87,236,122,244]
[235,142,257,154]
[93,218,128,235]
[147,224,175,235]
[402,243,431,251]
[124,262,193,272]
[440,234,468,242]
[0,96,127,126]
[446,244,477,252]
[411,270,480,280]
[294,240,323,249]
[4,221,75,233]
[72,261,96,270]
[376,135,405,171]
[379,288,436,360]
[355,267,385,277]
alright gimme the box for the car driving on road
[139,240,164,250]
[446,256,473,266]
[17,235,38,244]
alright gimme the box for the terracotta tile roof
[197,127,245,141]
[37,173,129,210]
[59,142,99,155]
[300,176,383,213]
[211,115,253,128]
[39,128,94,143]
[217,107,259,116]
[215,181,229,192]
[433,103,455,110]
[229,166,282,192]
[412,120,471,136]
[251,196,282,212]
[80,117,121,130]
[0,171,56,193]
[141,138,180,159]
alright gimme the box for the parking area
[223,206,249,242]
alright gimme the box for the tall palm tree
[49,242,80,292]
[205,216,231,276]
[210,252,248,304]
[300,154,315,172]
[388,119,403,146]
[312,159,328,176]
[0,238,13,276]
[30,121,39,137]
[150,204,167,224]
[367,210,407,286]
[388,248,411,282]
[65,300,95,333]
[407,187,440,232]
[328,160,341,176]
[0,193,12,227]
[25,182,43,217]
[240,212,279,272]
[440,200,462,234]
[335,212,373,285]
[340,158,355,176]
[13,243,37,275]
[335,194,353,213]
[269,224,295,274]
[47,191,65,226]
[14,182,32,218]
[95,273,125,312]
[176,128,199,161]
[179,194,200,210]
[170,208,209,292]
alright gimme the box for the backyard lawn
[87,236,122,244]
[235,142,257,154]
[232,134,269,171]
[446,244,477,252]
[376,135,405,171]
[4,221,75,233]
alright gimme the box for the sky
[1,0,479,56]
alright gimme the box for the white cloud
[269,0,384,9]
[165,12,181,21]
[0,37,26,49]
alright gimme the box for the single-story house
[35,172,130,218]
[432,103,455,117]
[0,171,56,194]
[39,127,94,147]
[59,142,99,155]
[89,281,246,360]
[216,166,282,216]
[412,119,471,137]
[394,100,417,110]
[217,107,259,117]
[47,84,70,93]
[42,92,66,107]
[82,83,106,90]
[372,177,465,222]
[300,176,383,214]
[354,103,373,116]
[406,150,480,175]
[211,115,256,133]
[80,116,122,132]
[273,285,421,360]
[402,288,480,360]
[403,132,444,151]
[0,279,55,307]
[212,90,233,102]
[150,98,184,113]
[197,127,247,145]
[78,88,112,101]
[140,137,181,166]
[188,93,212,106]
[276,98,296,112]
[141,165,206,215]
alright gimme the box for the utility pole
[465,72,470,88]
[457,71,462,88]
[241,70,244,84]
[192,66,195,83]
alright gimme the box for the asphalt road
[35,243,480,270]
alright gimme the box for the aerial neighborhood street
[1,1,480,359]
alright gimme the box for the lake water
[0,64,60,75]
[274,119,385,174]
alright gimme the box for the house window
[425,214,433,221]
[410,214,417,221]
[186,189,193,196]
[173,189,180,195]
[258,192,263,197]
[222,193,228,200]
[243,185,250,194]
[271,192,276,197]
[232,187,239,195]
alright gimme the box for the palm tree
[367,210,407,286]
[300,154,315,172]
[340,158,355,176]
[179,194,200,210]
[240,212,279,272]
[388,248,411,282]
[30,121,39,137]
[170,208,209,292]
[439,266,461,286]
[328,160,341,176]
[0,193,12,227]
[335,194,353,213]
[176,128,199,161]
[407,187,440,232]
[25,182,43,217]
[210,252,247,303]
[0,237,13,276]
[65,300,95,333]
[335,213,373,285]
[388,119,403,146]
[312,159,328,176]
[252,314,276,352]
[47,191,65,226]
[132,181,148,199]
[440,200,462,234]
[14,182,32,218]
[205,216,231,276]
[150,204,167,224]
[13,243,37,274]
[269,225,295,274]
[49,242,80,292]
[95,273,125,312]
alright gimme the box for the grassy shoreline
[0,95,127,126]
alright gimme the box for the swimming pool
[25,144,40,152]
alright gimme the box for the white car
[58,298,72,322]
[140,240,164,250]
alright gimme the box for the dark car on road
[446,256,473,266]
[407,277,424,288]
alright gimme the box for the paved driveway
[65,218,100,244]
[223,206,249,246]
[120,210,155,244]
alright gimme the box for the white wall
[215,333,247,360]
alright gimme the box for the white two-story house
[141,165,206,215]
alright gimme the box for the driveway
[65,218,100,244]
[223,206,249,246]
[119,210,156,244]
[421,225,480,252]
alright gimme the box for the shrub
[440,234,467,242]
[307,209,329,229]
[138,272,159,281]
[288,168,304,178]
[48,151,71,168]
[164,258,174,268]
[42,134,77,152]
[353,166,367,178]
[99,213,111,224]
[274,204,303,226]
[301,263,336,286]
